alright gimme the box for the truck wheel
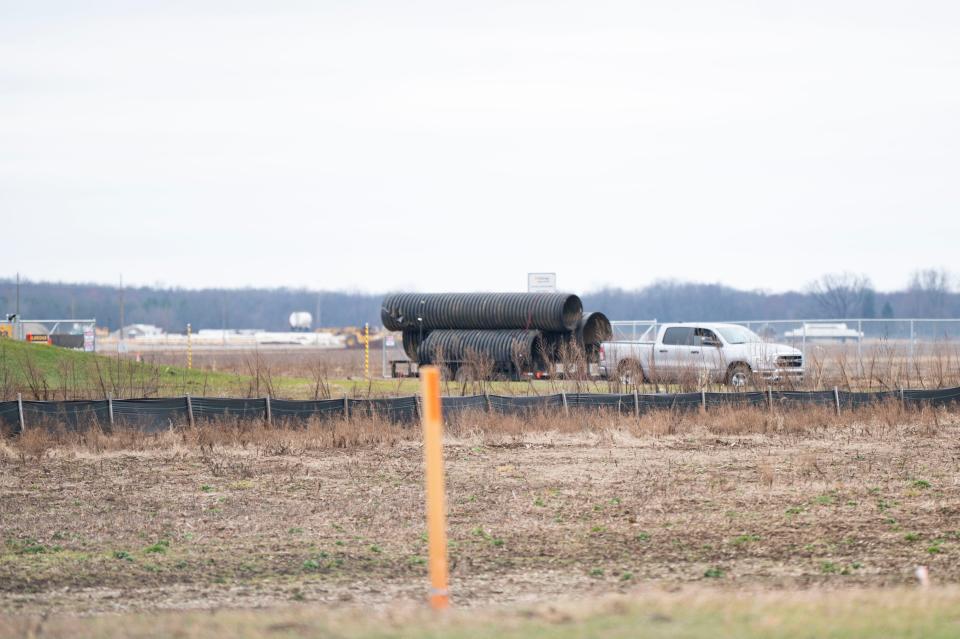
[616,359,644,385]
[726,363,752,388]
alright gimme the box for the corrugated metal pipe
[381,293,582,332]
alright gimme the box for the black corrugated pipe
[381,293,582,332]
[401,330,428,361]
[576,312,612,347]
[538,313,612,362]
[417,329,547,373]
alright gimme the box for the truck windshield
[715,325,762,344]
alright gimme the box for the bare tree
[807,272,873,318]
[907,268,954,317]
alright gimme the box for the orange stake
[420,366,449,609]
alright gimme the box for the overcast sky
[2,1,958,294]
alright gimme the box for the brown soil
[1,409,958,616]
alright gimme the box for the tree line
[1,270,957,332]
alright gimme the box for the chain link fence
[608,318,960,389]
[0,318,97,351]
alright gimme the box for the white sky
[2,1,958,293]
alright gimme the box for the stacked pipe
[381,293,611,377]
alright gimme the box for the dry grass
[121,340,960,393]
[2,404,959,618]
[4,586,960,638]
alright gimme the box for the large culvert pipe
[417,329,546,372]
[401,329,428,361]
[576,312,612,347]
[381,293,582,332]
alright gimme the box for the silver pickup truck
[599,323,803,387]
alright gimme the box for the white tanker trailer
[288,311,313,332]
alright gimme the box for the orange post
[420,366,449,609]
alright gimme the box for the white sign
[385,335,396,347]
[83,327,95,352]
[527,272,557,293]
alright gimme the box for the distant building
[784,322,863,343]
[113,324,164,339]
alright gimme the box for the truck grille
[777,355,803,369]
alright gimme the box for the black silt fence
[704,392,769,409]
[770,390,837,408]
[488,394,563,415]
[903,387,960,407]
[568,393,634,413]
[112,398,190,432]
[21,400,111,431]
[442,395,490,420]
[270,399,346,424]
[192,397,268,422]
[1,387,960,434]
[0,401,23,435]
[347,396,419,424]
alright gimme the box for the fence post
[900,386,905,409]
[833,386,841,416]
[767,386,773,413]
[801,322,807,368]
[108,393,115,427]
[186,394,195,427]
[414,394,422,421]
[343,392,350,421]
[633,389,639,419]
[484,390,491,413]
[265,395,272,425]
[561,390,569,416]
[909,319,915,377]
[17,392,24,433]
[701,389,706,412]
[382,332,388,378]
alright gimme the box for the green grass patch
[143,540,170,554]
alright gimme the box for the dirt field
[2,405,959,625]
